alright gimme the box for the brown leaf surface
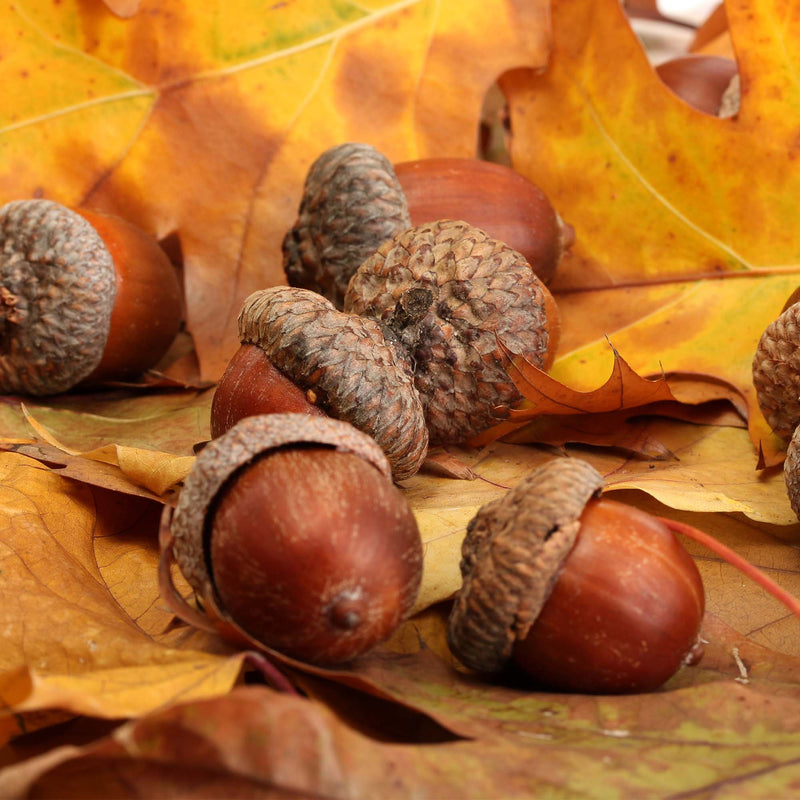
[0,453,245,739]
[5,619,800,800]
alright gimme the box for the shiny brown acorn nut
[656,54,738,116]
[168,414,423,666]
[210,286,428,481]
[394,157,574,285]
[344,219,561,445]
[0,199,182,394]
[447,458,705,694]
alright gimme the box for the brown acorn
[166,413,423,665]
[210,286,428,481]
[0,199,182,395]
[394,157,574,284]
[447,458,705,694]
[344,219,560,445]
[656,54,738,116]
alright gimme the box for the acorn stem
[658,516,800,621]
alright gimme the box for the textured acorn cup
[170,414,423,665]
[283,142,411,309]
[447,458,705,694]
[784,426,800,521]
[394,158,574,285]
[210,286,428,481]
[656,55,738,116]
[344,219,560,445]
[0,199,182,395]
[752,301,800,441]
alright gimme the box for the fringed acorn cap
[171,413,392,603]
[752,301,800,440]
[282,142,411,309]
[237,286,428,481]
[446,458,604,673]
[0,199,116,395]
[344,219,559,445]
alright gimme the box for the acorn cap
[752,301,800,440]
[238,286,428,481]
[172,413,392,602]
[344,219,558,445]
[446,458,604,673]
[785,426,800,520]
[283,142,411,309]
[0,199,116,395]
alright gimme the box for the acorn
[209,286,429,481]
[165,413,424,666]
[656,54,738,116]
[282,144,573,308]
[394,157,574,284]
[344,219,561,445]
[447,458,705,694]
[0,199,182,395]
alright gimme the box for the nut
[656,54,738,116]
[447,458,705,694]
[282,142,411,309]
[752,300,800,440]
[344,219,560,445]
[210,286,428,481]
[169,413,423,665]
[394,157,574,284]
[0,199,182,394]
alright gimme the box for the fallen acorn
[393,156,574,285]
[447,457,800,694]
[344,218,560,445]
[656,54,739,116]
[446,458,705,694]
[209,286,429,481]
[282,143,572,307]
[160,413,423,666]
[0,198,182,395]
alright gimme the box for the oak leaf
[502,0,800,466]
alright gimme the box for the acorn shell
[752,301,800,440]
[0,199,116,394]
[283,142,411,309]
[343,219,559,445]
[171,413,392,600]
[237,286,428,481]
[446,458,604,673]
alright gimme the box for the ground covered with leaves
[2,0,800,797]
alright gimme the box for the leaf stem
[657,516,800,621]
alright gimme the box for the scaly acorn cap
[282,142,411,309]
[752,301,800,440]
[344,219,559,445]
[447,458,604,673]
[172,413,392,602]
[0,199,116,395]
[237,286,428,481]
[785,426,800,521]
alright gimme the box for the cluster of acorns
[1,144,709,694]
